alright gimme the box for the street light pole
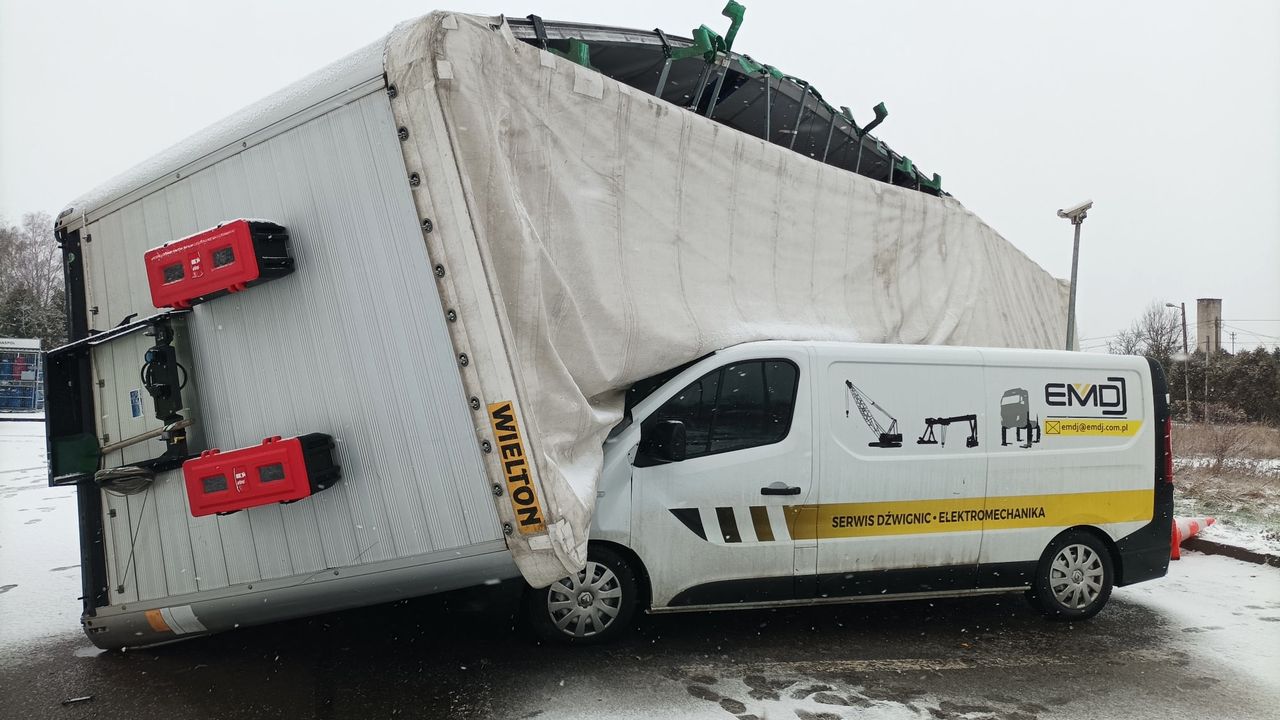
[1057,200,1093,351]
[1166,301,1192,421]
[1065,221,1082,350]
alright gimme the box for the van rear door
[977,352,1155,586]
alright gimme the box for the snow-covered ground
[1118,552,1280,688]
[0,418,82,650]
[1188,512,1279,555]
[506,555,1280,720]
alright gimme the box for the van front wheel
[1032,531,1114,621]
[525,545,638,644]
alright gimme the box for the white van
[524,341,1174,642]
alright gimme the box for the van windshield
[607,355,710,439]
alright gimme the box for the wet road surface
[2,551,1277,720]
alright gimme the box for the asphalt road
[1,552,1277,720]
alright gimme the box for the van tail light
[1163,417,1174,484]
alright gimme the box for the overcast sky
[2,0,1277,349]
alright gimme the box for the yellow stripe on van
[784,489,1154,540]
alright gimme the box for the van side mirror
[637,420,687,466]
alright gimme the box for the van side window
[652,370,721,454]
[642,359,799,460]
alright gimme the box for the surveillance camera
[1057,199,1093,221]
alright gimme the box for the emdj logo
[1044,376,1127,416]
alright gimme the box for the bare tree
[1202,404,1250,471]
[1108,302,1182,360]
[0,212,66,348]
[13,212,61,307]
[1108,327,1144,356]
[0,221,19,289]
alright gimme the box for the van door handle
[760,482,801,496]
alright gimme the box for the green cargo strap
[670,25,717,61]
[737,54,782,78]
[722,1,746,51]
[863,102,888,135]
[895,156,917,181]
[704,24,729,55]
[550,38,593,69]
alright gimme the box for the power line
[1222,324,1280,340]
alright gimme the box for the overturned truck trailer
[48,8,1069,648]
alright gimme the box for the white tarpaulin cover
[385,12,1070,585]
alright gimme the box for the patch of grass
[1172,460,1280,542]
[1173,423,1280,461]
[1173,424,1279,543]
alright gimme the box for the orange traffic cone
[1171,516,1215,560]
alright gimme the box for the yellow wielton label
[487,401,546,534]
[1044,418,1141,436]
[784,489,1154,540]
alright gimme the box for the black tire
[1032,530,1114,621]
[524,545,639,645]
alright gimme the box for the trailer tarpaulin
[385,12,1070,585]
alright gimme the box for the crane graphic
[917,415,979,448]
[844,380,903,448]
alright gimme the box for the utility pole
[1231,331,1236,353]
[1204,335,1211,422]
[1057,200,1092,351]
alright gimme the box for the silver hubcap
[1050,543,1105,609]
[546,561,623,638]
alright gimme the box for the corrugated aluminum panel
[57,41,387,234]
[82,89,504,605]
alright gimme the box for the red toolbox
[184,434,340,517]
[144,219,293,309]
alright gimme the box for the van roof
[724,339,1150,369]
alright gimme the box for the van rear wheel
[1032,530,1114,621]
[525,545,638,644]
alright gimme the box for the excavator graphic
[844,380,903,448]
[1000,388,1041,448]
[916,415,979,448]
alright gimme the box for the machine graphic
[917,415,979,448]
[1000,388,1041,448]
[844,380,903,448]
